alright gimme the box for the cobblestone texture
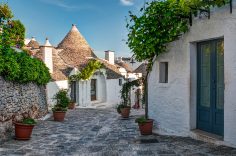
[0,108,236,156]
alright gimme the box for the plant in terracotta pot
[117,103,131,118]
[68,100,76,109]
[135,116,153,135]
[119,79,141,118]
[14,118,37,140]
[52,89,70,122]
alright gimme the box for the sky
[5,0,149,58]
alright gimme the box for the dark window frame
[159,62,168,83]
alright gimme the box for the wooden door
[91,79,97,101]
[197,39,224,136]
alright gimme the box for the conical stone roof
[57,24,97,69]
[27,37,39,49]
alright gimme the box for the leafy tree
[0,3,13,22]
[126,0,229,118]
[0,3,51,85]
[127,0,229,68]
[6,20,25,48]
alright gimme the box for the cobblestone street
[0,108,236,156]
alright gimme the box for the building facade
[148,4,236,147]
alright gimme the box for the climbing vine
[120,79,142,106]
[69,60,103,82]
[126,0,229,70]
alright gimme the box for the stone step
[190,129,223,145]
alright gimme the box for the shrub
[52,89,70,112]
[1,50,20,81]
[0,50,51,85]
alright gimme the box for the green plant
[69,60,103,82]
[0,3,51,85]
[52,89,70,112]
[116,103,131,114]
[126,0,229,119]
[22,118,37,125]
[135,116,148,124]
[120,79,141,106]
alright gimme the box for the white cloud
[39,0,95,11]
[120,0,134,6]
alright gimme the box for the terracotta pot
[53,111,66,121]
[14,122,35,140]
[120,107,131,118]
[68,102,75,109]
[138,119,153,135]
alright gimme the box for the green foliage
[22,118,37,125]
[69,60,103,82]
[6,20,25,48]
[52,89,70,112]
[0,3,13,21]
[135,116,148,124]
[126,0,229,69]
[0,50,51,85]
[0,3,51,85]
[120,79,141,106]
[1,49,20,81]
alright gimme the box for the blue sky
[6,0,147,58]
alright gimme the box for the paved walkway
[0,108,236,156]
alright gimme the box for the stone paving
[0,108,236,156]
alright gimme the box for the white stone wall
[106,79,123,106]
[148,3,236,147]
[46,80,69,107]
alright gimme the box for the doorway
[197,39,224,136]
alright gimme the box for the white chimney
[105,50,115,65]
[41,38,53,73]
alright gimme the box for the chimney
[105,50,115,65]
[41,38,53,73]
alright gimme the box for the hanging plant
[69,60,103,82]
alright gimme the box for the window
[159,62,168,83]
[119,79,122,86]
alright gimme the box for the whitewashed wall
[46,80,69,107]
[148,3,236,147]
[106,79,123,106]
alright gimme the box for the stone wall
[0,76,48,140]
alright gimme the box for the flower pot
[14,122,35,140]
[120,107,131,118]
[138,119,153,135]
[68,102,75,109]
[53,111,66,121]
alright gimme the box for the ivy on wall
[69,60,103,82]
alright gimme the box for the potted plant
[117,103,131,118]
[68,100,76,109]
[135,116,153,135]
[52,89,70,121]
[14,118,37,140]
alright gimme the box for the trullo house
[148,3,236,147]
[25,24,129,108]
